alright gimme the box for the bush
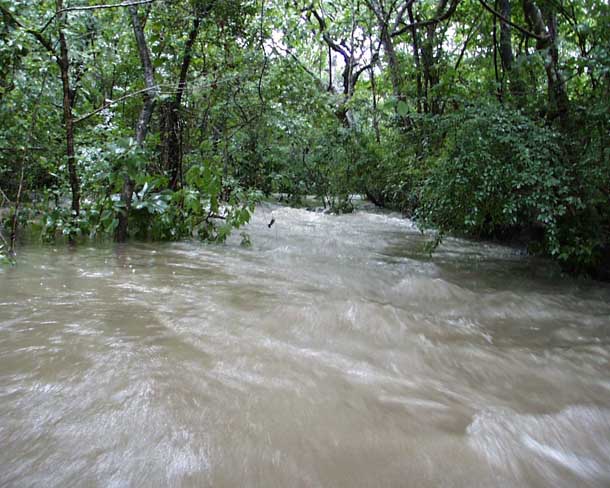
[417,105,564,233]
[415,104,609,275]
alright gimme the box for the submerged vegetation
[0,0,608,277]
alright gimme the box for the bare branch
[59,0,156,13]
[74,87,157,124]
[41,0,158,32]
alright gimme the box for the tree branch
[59,0,156,13]
[392,0,416,33]
[353,50,380,79]
[392,0,460,37]
[41,0,158,32]
[74,87,157,124]
[478,0,548,41]
[0,4,57,57]
[0,188,11,206]
[176,1,215,106]
[306,6,350,60]
[274,44,326,90]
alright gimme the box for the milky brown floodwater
[1,204,610,487]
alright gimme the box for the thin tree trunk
[366,1,403,101]
[9,164,24,254]
[421,26,433,113]
[498,0,513,72]
[421,0,449,115]
[380,25,402,104]
[382,24,411,127]
[498,0,526,102]
[492,0,501,100]
[369,67,380,143]
[407,4,423,114]
[543,9,569,122]
[162,10,204,191]
[160,100,181,189]
[327,45,333,91]
[522,0,569,123]
[130,6,156,146]
[56,0,80,221]
[116,4,157,242]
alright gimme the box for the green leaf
[397,101,409,117]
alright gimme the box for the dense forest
[0,0,608,277]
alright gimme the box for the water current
[1,204,609,487]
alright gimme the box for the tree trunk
[9,163,24,254]
[338,58,357,127]
[369,67,380,143]
[56,0,80,220]
[161,11,203,191]
[421,0,449,115]
[421,26,434,113]
[522,0,569,123]
[543,10,569,122]
[380,25,402,104]
[407,4,423,114]
[116,4,157,242]
[498,0,514,72]
[498,0,526,102]
[492,0,501,99]
[160,99,182,190]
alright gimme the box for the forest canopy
[0,0,609,277]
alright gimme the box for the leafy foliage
[0,0,608,277]
[417,106,565,238]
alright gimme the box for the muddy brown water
[1,204,609,487]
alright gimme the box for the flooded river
[1,204,609,487]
